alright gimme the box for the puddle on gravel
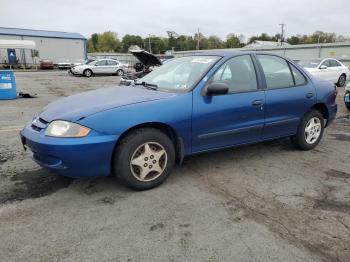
[0,169,73,204]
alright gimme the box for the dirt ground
[0,71,349,262]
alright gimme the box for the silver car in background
[70,59,127,77]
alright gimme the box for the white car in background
[298,58,349,87]
[70,59,126,77]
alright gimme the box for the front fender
[79,92,193,155]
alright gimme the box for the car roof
[193,50,252,58]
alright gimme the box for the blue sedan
[20,51,337,190]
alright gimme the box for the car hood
[131,50,162,66]
[73,64,91,69]
[39,86,176,122]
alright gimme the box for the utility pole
[196,28,200,50]
[279,23,285,46]
[148,34,151,53]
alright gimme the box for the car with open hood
[21,51,337,190]
[120,50,162,86]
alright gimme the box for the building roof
[0,27,86,40]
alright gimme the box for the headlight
[45,120,90,138]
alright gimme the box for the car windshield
[137,56,220,92]
[298,59,321,68]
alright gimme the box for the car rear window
[290,64,307,86]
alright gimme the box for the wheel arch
[113,122,184,165]
[310,103,329,126]
[83,68,93,75]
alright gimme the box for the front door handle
[252,100,264,107]
[306,92,314,99]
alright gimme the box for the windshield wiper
[133,81,158,90]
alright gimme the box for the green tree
[144,37,167,54]
[225,34,241,48]
[121,34,144,52]
[96,31,121,52]
[87,33,99,52]
[207,35,224,49]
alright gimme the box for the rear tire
[291,110,324,150]
[83,69,92,77]
[337,74,346,87]
[112,128,175,190]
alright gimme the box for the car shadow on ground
[0,137,296,205]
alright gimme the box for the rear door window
[257,55,294,89]
[107,60,118,66]
[330,60,341,67]
[290,64,307,86]
[96,60,107,66]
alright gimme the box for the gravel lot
[0,71,349,262]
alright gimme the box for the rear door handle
[306,93,314,99]
[252,100,264,107]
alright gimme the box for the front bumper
[20,122,118,178]
[70,67,83,75]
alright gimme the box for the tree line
[87,31,347,54]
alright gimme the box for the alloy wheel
[85,70,92,77]
[130,142,167,182]
[339,75,346,87]
[304,117,322,144]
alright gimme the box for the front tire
[291,110,324,150]
[83,69,92,77]
[112,128,175,190]
[116,69,124,76]
[337,74,346,87]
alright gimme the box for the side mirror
[319,65,328,70]
[205,83,229,96]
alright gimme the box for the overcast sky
[1,0,349,40]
